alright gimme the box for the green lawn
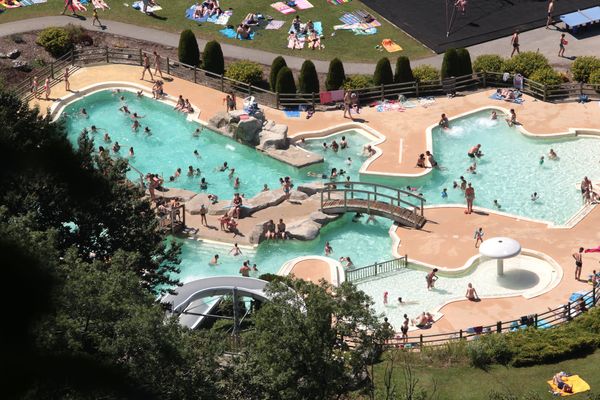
[0,0,433,62]
[369,349,600,400]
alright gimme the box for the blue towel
[219,28,255,40]
[353,27,377,35]
[284,110,300,118]
[290,21,323,37]
[207,13,219,23]
[185,5,209,22]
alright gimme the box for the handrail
[346,255,408,282]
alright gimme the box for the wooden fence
[13,47,600,107]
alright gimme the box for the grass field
[368,349,600,400]
[0,0,433,62]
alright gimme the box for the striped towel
[295,0,313,9]
[271,1,295,14]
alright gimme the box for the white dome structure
[479,237,522,276]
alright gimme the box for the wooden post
[496,321,501,333]
[221,74,224,92]
[419,334,423,347]
[50,63,54,79]
[482,71,487,88]
[534,313,538,329]
[566,303,572,320]
[593,284,597,306]
[276,92,280,110]
[381,84,384,101]
[166,56,170,75]
[70,49,75,65]
[415,81,420,97]
[543,84,547,102]
[374,263,378,276]
[105,46,109,63]
[459,329,463,339]
[182,204,186,228]
[193,66,197,83]
[139,49,143,66]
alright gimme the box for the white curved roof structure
[479,237,521,259]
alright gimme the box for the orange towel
[382,39,403,52]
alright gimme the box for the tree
[228,278,388,399]
[326,58,346,90]
[373,57,393,86]
[298,60,320,94]
[456,48,473,76]
[202,40,224,75]
[441,48,459,78]
[178,29,200,67]
[269,56,287,91]
[394,55,414,83]
[275,66,297,94]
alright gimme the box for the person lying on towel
[553,372,573,394]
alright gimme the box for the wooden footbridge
[320,182,427,228]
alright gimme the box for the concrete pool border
[278,256,345,287]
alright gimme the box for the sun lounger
[266,20,285,29]
[547,375,590,396]
[271,1,295,14]
[382,39,402,52]
[294,0,313,9]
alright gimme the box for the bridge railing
[320,181,426,216]
[346,255,408,282]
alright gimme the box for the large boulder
[288,190,309,202]
[244,189,287,215]
[207,111,233,129]
[287,219,321,241]
[234,117,262,145]
[249,221,269,244]
[228,110,247,123]
[297,182,324,196]
[258,123,288,150]
[150,187,198,202]
[309,211,339,224]
[185,193,227,215]
[7,49,20,59]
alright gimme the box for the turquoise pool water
[370,110,600,224]
[62,90,369,199]
[176,214,392,282]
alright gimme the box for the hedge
[202,40,224,75]
[178,29,200,67]
[342,75,373,90]
[412,65,440,82]
[456,48,473,76]
[275,66,296,94]
[571,56,600,83]
[441,48,459,78]
[36,27,73,58]
[269,56,287,91]
[472,54,505,73]
[298,60,320,94]
[225,60,263,86]
[373,57,393,86]
[589,69,600,85]
[503,51,550,77]
[394,56,414,84]
[326,58,346,90]
[529,67,562,86]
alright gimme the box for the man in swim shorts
[468,144,482,158]
[573,247,584,280]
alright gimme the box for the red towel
[319,91,333,104]
[585,246,600,253]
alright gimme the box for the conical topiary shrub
[394,56,414,83]
[270,56,287,91]
[178,29,200,67]
[275,66,296,94]
[202,40,224,75]
[373,57,393,86]
[441,48,459,79]
[326,58,346,90]
[299,60,320,94]
[456,48,473,77]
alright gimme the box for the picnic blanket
[354,27,376,35]
[547,375,590,396]
[339,11,381,27]
[284,109,301,118]
[220,28,255,40]
[265,19,285,29]
[376,102,405,112]
[382,39,402,52]
[186,6,231,24]
[20,0,36,6]
[271,1,295,14]
[32,0,48,3]
[294,0,313,9]
[132,0,161,13]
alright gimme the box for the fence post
[50,62,54,79]
[459,329,463,339]
[482,71,487,88]
[374,263,378,276]
[248,83,252,96]
[415,81,420,97]
[594,284,597,306]
[543,84,547,102]
[419,334,423,347]
[220,74,224,92]
[139,49,143,66]
[70,49,75,65]
[193,66,197,84]
[276,92,280,110]
[496,321,501,333]
[311,92,315,109]
[534,313,538,328]
[166,56,170,75]
[105,47,109,63]
[566,303,572,321]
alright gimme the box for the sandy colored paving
[288,259,333,284]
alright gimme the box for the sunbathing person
[243,13,258,25]
[552,372,573,394]
[308,30,321,50]
[236,24,252,40]
[288,31,302,49]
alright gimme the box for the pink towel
[330,89,345,102]
[271,1,295,14]
[319,91,333,103]
[295,0,314,9]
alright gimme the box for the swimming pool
[62,90,370,200]
[176,213,393,283]
[371,110,600,224]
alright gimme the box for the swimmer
[340,136,348,149]
[120,105,130,114]
[453,181,458,189]
[132,120,140,132]
[144,126,151,135]
[193,128,201,137]
[416,153,426,168]
[339,256,354,269]
[187,166,194,176]
[193,150,201,158]
[131,112,144,119]
[531,192,539,201]
[425,151,438,168]
[406,186,419,192]
[426,268,438,290]
[112,142,121,152]
[195,168,201,176]
[330,168,338,180]
[324,241,333,256]
[352,212,363,222]
[322,142,328,151]
[467,144,483,158]
[90,125,99,134]
[174,168,181,178]
[129,147,135,157]
[331,140,339,152]
[366,214,377,224]
[218,162,229,172]
[230,243,243,256]
[460,176,467,191]
[346,157,352,165]
[539,155,544,165]
[80,108,88,118]
[344,176,352,188]
[228,168,236,179]
[398,297,403,304]
[439,113,449,129]
[200,178,208,190]
[493,199,501,209]
[209,254,220,265]
[465,283,479,301]
[103,132,112,143]
[441,188,448,198]
[549,149,558,160]
[262,184,269,192]
[363,144,376,157]
[506,109,517,127]
[233,177,240,189]
[467,163,477,174]
[383,291,388,305]
[136,90,143,97]
[491,111,497,120]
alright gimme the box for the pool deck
[37,64,600,334]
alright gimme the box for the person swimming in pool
[426,151,438,168]
[218,162,229,171]
[193,150,201,158]
[209,254,220,265]
[200,177,208,190]
[467,144,483,158]
[132,120,140,132]
[193,128,201,137]
[230,243,243,256]
[144,126,152,135]
[493,199,502,209]
[549,148,558,160]
[531,192,539,201]
[467,163,477,174]
[441,188,448,198]
[103,132,111,143]
[539,155,545,165]
[439,113,449,129]
[491,111,497,120]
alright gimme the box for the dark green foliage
[589,69,600,85]
[202,40,224,75]
[441,48,459,78]
[298,60,320,93]
[467,334,513,369]
[529,67,562,86]
[342,74,373,90]
[269,56,287,91]
[373,57,393,86]
[275,66,296,94]
[326,57,346,90]
[503,51,550,77]
[456,48,473,76]
[394,56,414,83]
[225,60,263,85]
[178,29,200,67]
[412,65,440,82]
[571,56,600,83]
[36,27,73,57]
[472,54,506,73]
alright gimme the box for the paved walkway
[2,16,600,73]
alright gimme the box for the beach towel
[220,28,255,40]
[0,0,21,7]
[330,89,344,102]
[353,27,377,35]
[265,19,285,29]
[319,91,333,103]
[19,0,34,5]
[290,21,322,37]
[284,109,300,118]
[287,36,305,49]
[215,13,231,25]
[185,6,208,21]
[132,0,161,13]
[66,0,87,11]
[31,0,47,3]
[547,375,590,396]
[382,39,402,52]
[271,1,295,14]
[295,0,313,9]
[92,0,110,9]
[327,0,350,4]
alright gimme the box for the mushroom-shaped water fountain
[479,237,521,276]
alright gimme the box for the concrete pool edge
[277,256,345,287]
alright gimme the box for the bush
[373,57,393,86]
[467,340,493,369]
[571,56,600,83]
[394,56,414,83]
[529,67,562,86]
[473,54,505,73]
[225,60,263,85]
[503,51,550,77]
[326,58,346,90]
[298,60,320,94]
[412,65,440,82]
[342,75,373,90]
[275,66,296,94]
[178,29,200,67]
[202,40,224,75]
[589,69,600,85]
[456,48,473,76]
[36,27,73,58]
[441,48,459,78]
[269,56,287,91]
